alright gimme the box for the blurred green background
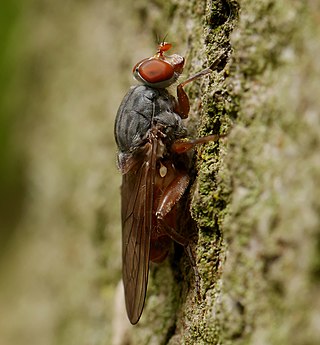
[0,1,155,344]
[0,0,24,248]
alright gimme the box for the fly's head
[133,42,185,88]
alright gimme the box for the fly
[114,41,227,324]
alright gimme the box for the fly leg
[175,51,227,119]
[159,132,227,296]
[155,172,201,298]
[171,133,226,154]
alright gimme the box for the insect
[114,41,226,324]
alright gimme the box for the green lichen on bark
[184,0,320,344]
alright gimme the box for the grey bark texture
[0,1,319,345]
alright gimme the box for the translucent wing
[120,139,157,324]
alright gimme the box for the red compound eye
[138,59,174,84]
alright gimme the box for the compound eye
[138,59,174,84]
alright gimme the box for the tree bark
[1,1,319,345]
[121,0,320,344]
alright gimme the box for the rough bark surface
[119,1,320,344]
[1,1,319,345]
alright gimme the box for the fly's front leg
[155,172,200,298]
[175,51,228,119]
[175,83,190,119]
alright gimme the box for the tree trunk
[118,0,320,344]
[1,1,319,345]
